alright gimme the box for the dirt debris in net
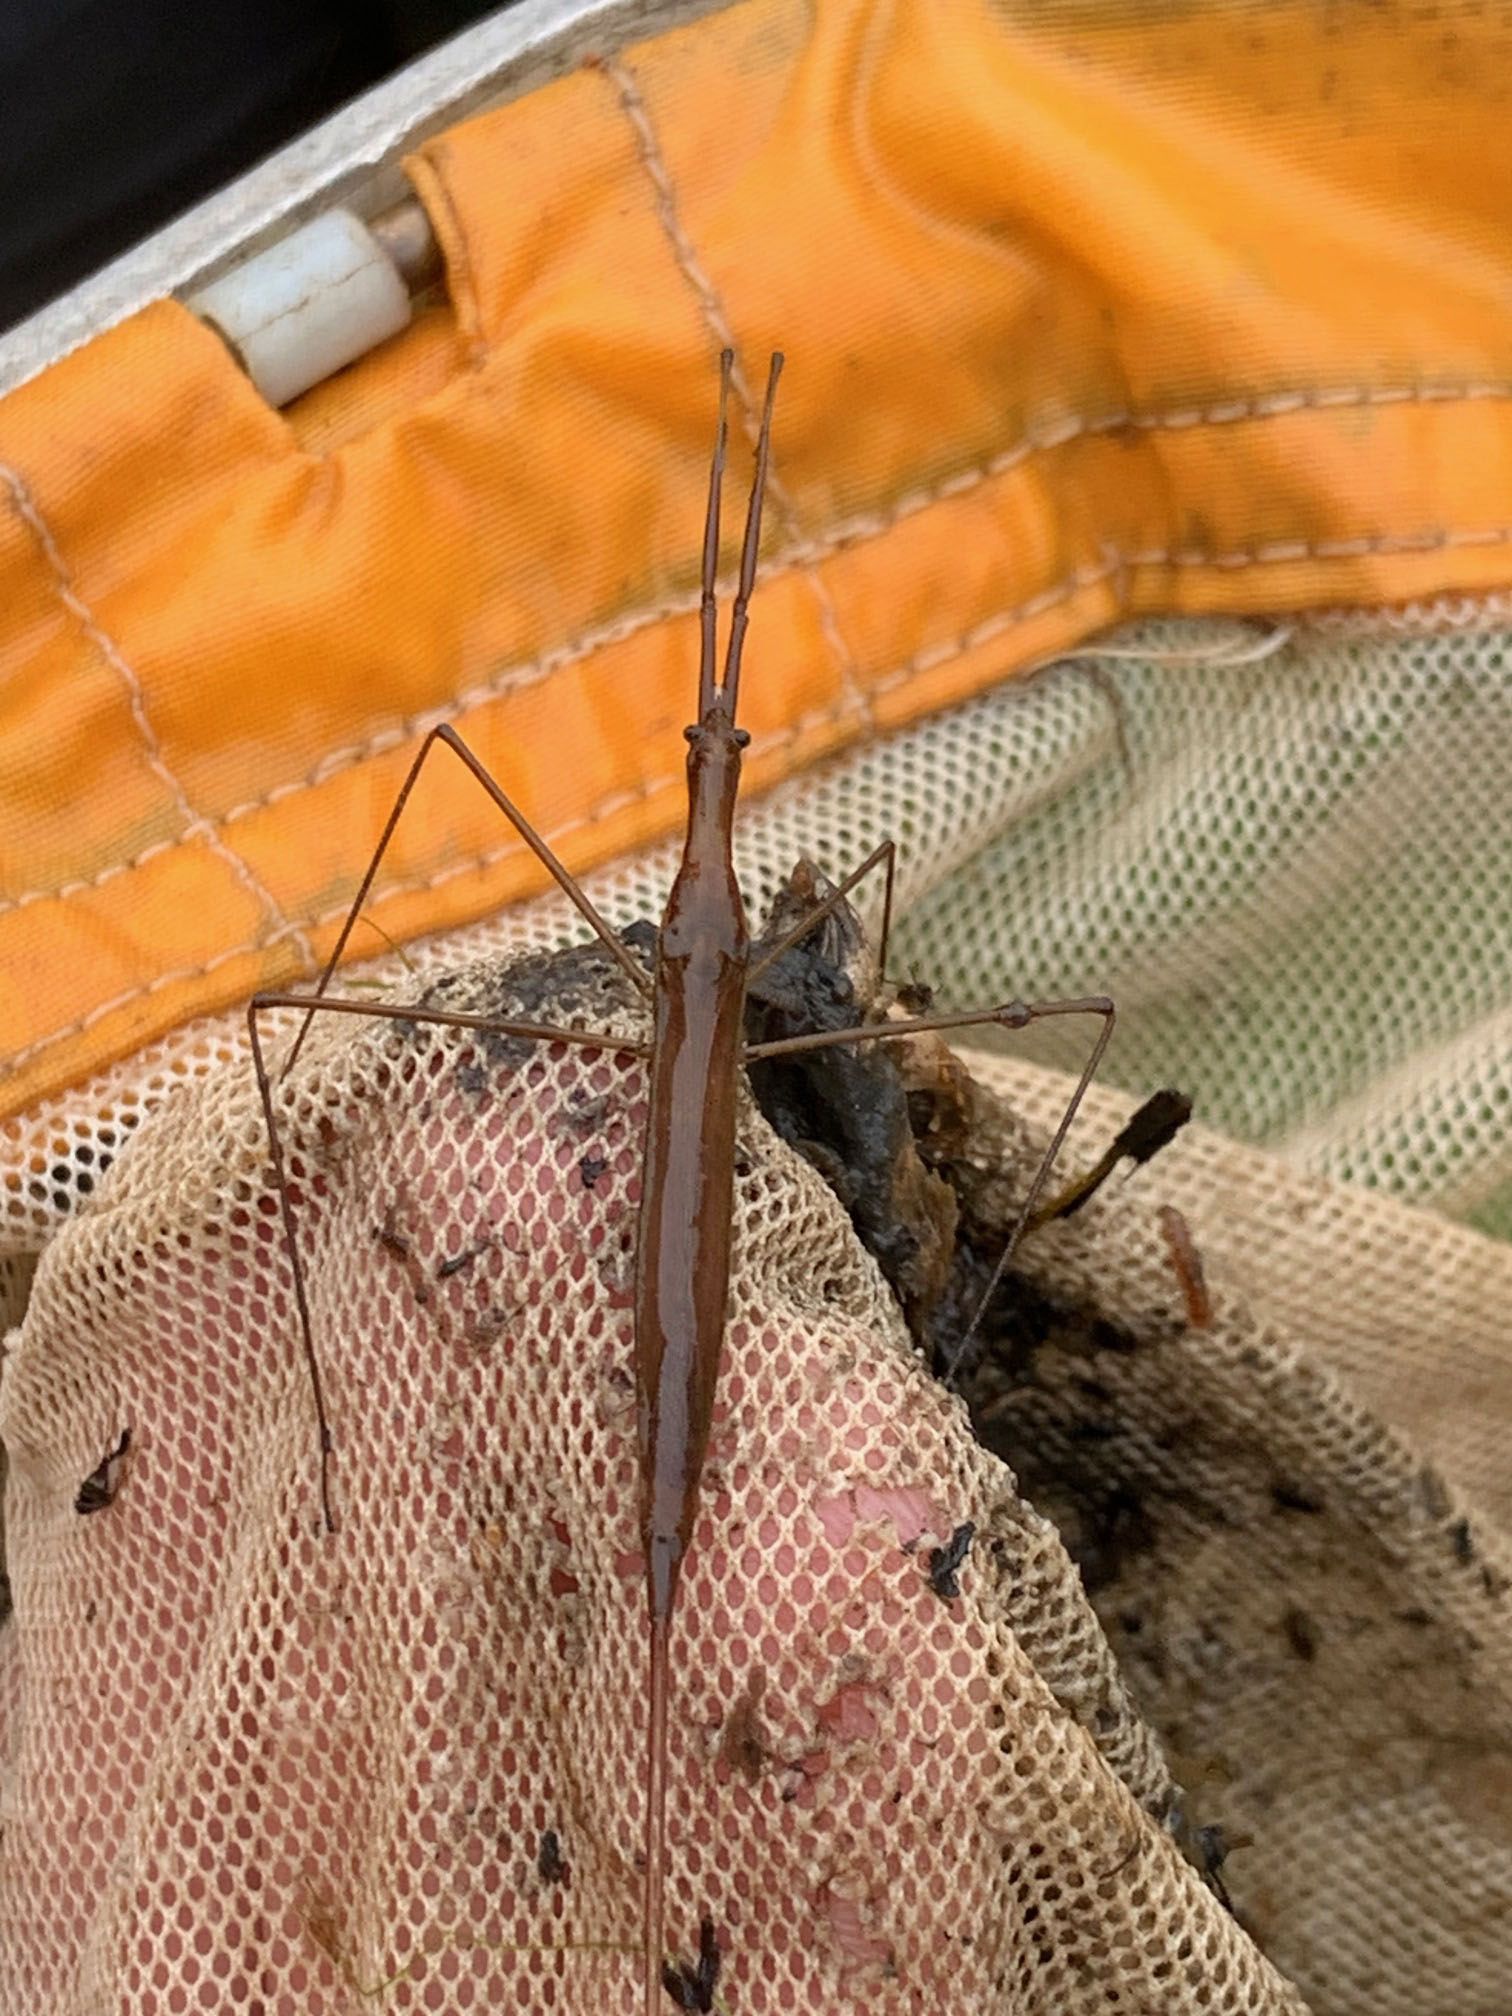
[538,1828,570,1886]
[926,1519,976,1601]
[3,878,1510,2014]
[749,869,1512,2003]
[71,1424,131,1515]
[744,857,963,1334]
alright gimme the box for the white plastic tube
[186,210,411,408]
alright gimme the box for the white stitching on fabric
[870,556,1123,694]
[601,57,735,356]
[601,51,873,732]
[778,385,1512,565]
[5,409,1512,921]
[0,461,318,966]
[15,519,1512,1076]
[4,688,857,1072]
[0,584,708,918]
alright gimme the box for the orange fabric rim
[5,0,1512,1119]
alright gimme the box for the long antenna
[698,350,733,718]
[720,350,784,716]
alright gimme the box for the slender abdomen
[635,932,745,1620]
[633,730,747,2010]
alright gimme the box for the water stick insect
[249,351,1117,2009]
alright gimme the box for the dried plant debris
[744,859,960,1330]
[74,1427,130,1515]
[1032,1088,1192,1226]
[927,1520,976,1601]
[739,866,1481,1953]
[661,1918,721,2012]
[743,865,1188,1373]
[537,1829,569,1886]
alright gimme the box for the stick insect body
[250,351,1115,2010]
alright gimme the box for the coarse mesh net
[4,610,1512,2013]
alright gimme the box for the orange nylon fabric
[5,0,1512,1120]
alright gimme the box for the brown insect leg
[249,989,641,1531]
[745,838,898,989]
[743,994,1113,1063]
[742,995,1116,1381]
[254,989,650,1051]
[1031,1087,1192,1226]
[283,721,650,1079]
[947,997,1115,1379]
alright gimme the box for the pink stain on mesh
[814,1484,951,1550]
[0,1009,1276,2014]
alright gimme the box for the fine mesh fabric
[4,611,1512,2011]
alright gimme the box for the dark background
[0,0,502,334]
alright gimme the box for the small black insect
[928,1521,975,1601]
[1194,1823,1234,1914]
[436,1240,487,1280]
[537,1829,568,1885]
[662,1917,720,2011]
[74,1428,130,1514]
[579,1155,609,1191]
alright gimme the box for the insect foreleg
[746,838,898,988]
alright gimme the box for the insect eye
[733,727,751,749]
[683,725,700,744]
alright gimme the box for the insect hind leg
[943,993,1116,1379]
[249,987,645,1532]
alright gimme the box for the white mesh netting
[4,611,1512,2011]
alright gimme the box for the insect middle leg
[284,722,650,1077]
[256,705,654,1523]
[744,991,1116,1378]
[747,839,898,989]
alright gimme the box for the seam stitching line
[15,521,1512,1076]
[0,461,317,967]
[3,510,1510,922]
[5,439,1512,922]
[602,51,873,732]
